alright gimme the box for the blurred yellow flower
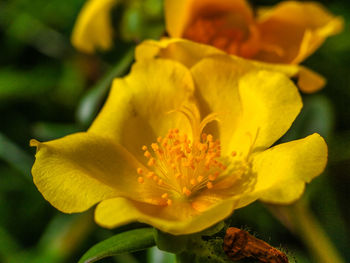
[163,0,343,93]
[136,38,323,93]
[31,58,327,235]
[71,0,119,53]
[71,0,342,92]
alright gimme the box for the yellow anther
[140,128,231,203]
[194,156,200,163]
[151,143,159,151]
[172,145,182,152]
[197,143,207,151]
[221,164,227,170]
[137,168,143,175]
[181,134,188,142]
[205,158,212,168]
[153,175,159,182]
[208,174,217,181]
[175,154,183,162]
[231,151,237,157]
[147,172,155,178]
[138,177,144,184]
[148,158,155,166]
[182,187,191,197]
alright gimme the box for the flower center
[183,14,260,58]
[136,128,229,205]
[135,105,254,207]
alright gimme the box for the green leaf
[76,48,134,127]
[78,228,155,263]
[32,122,82,141]
[0,67,56,100]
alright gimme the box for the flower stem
[267,200,345,263]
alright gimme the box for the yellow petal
[71,0,118,53]
[89,59,194,161]
[190,55,302,154]
[135,38,226,68]
[165,0,253,38]
[95,196,237,235]
[30,133,165,213]
[297,65,326,93]
[231,69,302,152]
[190,55,242,152]
[249,133,327,204]
[136,38,324,93]
[256,1,344,64]
[136,38,299,80]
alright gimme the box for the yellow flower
[30,57,327,235]
[162,0,343,93]
[71,0,119,53]
[71,0,342,91]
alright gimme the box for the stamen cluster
[136,129,227,206]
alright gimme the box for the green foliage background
[0,0,349,262]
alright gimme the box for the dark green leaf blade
[78,228,155,263]
[0,132,33,178]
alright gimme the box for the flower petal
[31,133,129,213]
[136,38,323,92]
[297,65,326,93]
[165,0,253,38]
[30,132,172,213]
[255,1,344,64]
[71,0,118,53]
[135,38,226,68]
[249,133,327,204]
[89,59,194,161]
[95,196,236,235]
[190,56,302,154]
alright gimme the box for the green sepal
[194,221,225,237]
[78,228,155,263]
[154,229,189,254]
[176,237,230,263]
[154,222,225,255]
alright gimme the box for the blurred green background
[0,0,349,262]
